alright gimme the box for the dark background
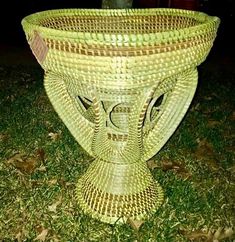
[0,0,234,64]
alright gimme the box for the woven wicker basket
[22,8,220,224]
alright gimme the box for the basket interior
[38,14,202,34]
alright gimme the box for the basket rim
[21,8,220,43]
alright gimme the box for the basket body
[22,8,219,223]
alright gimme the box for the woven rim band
[22,8,220,46]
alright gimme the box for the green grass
[0,60,234,241]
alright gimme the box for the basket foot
[76,158,164,224]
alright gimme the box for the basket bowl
[22,8,219,89]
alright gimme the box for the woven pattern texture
[22,8,220,224]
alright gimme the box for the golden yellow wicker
[21,8,220,224]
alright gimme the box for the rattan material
[22,8,220,224]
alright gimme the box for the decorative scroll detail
[75,96,94,123]
[142,68,198,162]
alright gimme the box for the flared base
[76,158,164,224]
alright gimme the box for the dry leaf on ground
[15,231,22,242]
[7,153,38,174]
[147,159,161,170]
[48,197,62,213]
[127,218,144,231]
[0,133,9,142]
[161,160,192,179]
[47,179,58,186]
[34,229,48,242]
[194,138,220,171]
[36,148,45,162]
[148,159,191,179]
[36,166,47,172]
[48,131,61,141]
[180,227,234,241]
[207,119,221,128]
[161,160,182,171]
